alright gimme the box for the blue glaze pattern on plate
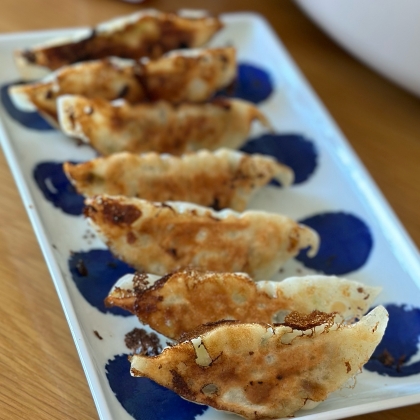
[366,304,420,377]
[33,161,84,216]
[217,63,274,104]
[106,354,208,420]
[1,81,54,130]
[69,249,134,316]
[296,212,373,275]
[240,133,318,185]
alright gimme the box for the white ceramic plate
[1,13,420,420]
[296,0,420,97]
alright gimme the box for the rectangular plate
[1,13,420,420]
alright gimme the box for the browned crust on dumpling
[11,59,145,123]
[130,306,388,419]
[15,10,223,73]
[105,270,380,340]
[282,310,336,330]
[11,47,237,124]
[138,47,236,103]
[58,96,270,155]
[85,195,319,279]
[64,149,292,211]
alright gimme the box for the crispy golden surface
[130,306,388,419]
[58,95,270,155]
[84,195,319,279]
[64,149,292,211]
[10,47,236,124]
[9,58,144,125]
[14,9,223,78]
[106,270,381,339]
[138,47,236,103]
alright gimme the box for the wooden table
[0,0,419,419]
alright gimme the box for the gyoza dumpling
[137,47,236,103]
[58,95,270,155]
[9,58,144,126]
[14,9,223,80]
[106,269,381,339]
[64,149,292,211]
[10,47,236,125]
[130,306,388,419]
[84,195,319,279]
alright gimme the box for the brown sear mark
[287,226,300,253]
[170,369,195,399]
[118,84,129,98]
[68,111,76,129]
[126,231,137,244]
[244,379,275,405]
[345,361,351,373]
[102,202,142,225]
[166,248,178,258]
[132,272,150,290]
[283,310,336,331]
[21,49,37,63]
[210,197,221,211]
[301,380,326,401]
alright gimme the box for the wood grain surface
[0,1,419,419]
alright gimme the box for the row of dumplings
[12,10,388,420]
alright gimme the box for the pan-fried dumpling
[137,47,236,103]
[9,58,144,126]
[130,306,388,419]
[105,269,381,339]
[64,149,292,211]
[58,95,270,155]
[10,47,236,125]
[84,195,319,279]
[14,9,223,80]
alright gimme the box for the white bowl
[296,0,420,97]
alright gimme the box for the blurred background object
[296,0,420,97]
